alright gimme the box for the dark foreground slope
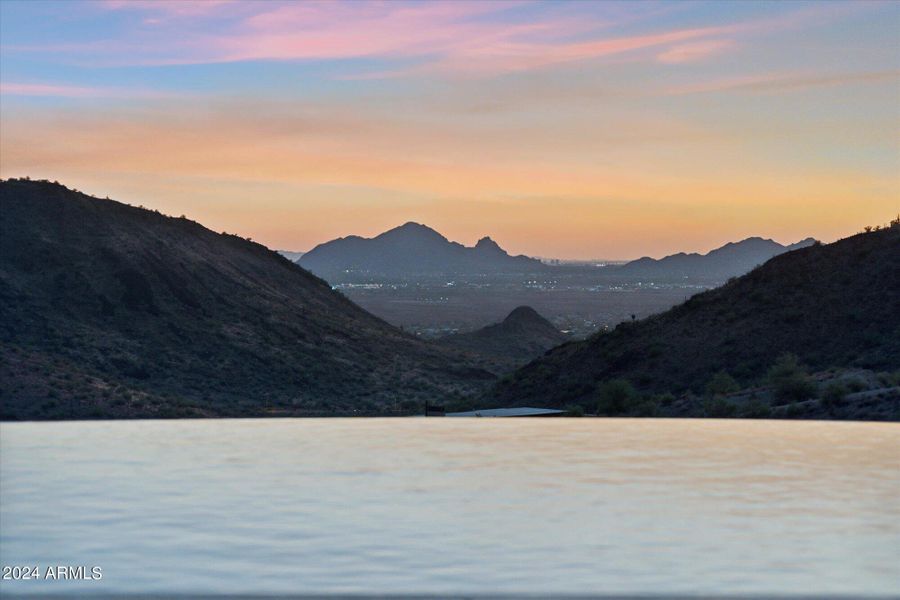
[0,180,494,419]
[486,227,899,418]
[437,306,567,372]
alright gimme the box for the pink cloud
[0,81,177,98]
[220,0,879,77]
[17,0,885,79]
[201,0,733,78]
[211,1,553,63]
[101,0,235,17]
[1,82,108,97]
[367,25,734,78]
[656,39,734,64]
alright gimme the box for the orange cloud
[665,70,900,95]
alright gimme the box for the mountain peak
[376,221,448,243]
[398,221,430,231]
[504,305,543,324]
[717,237,778,251]
[787,237,818,251]
[300,223,544,278]
[474,236,505,253]
[391,221,441,235]
[438,305,566,369]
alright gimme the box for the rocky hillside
[485,226,899,420]
[436,306,567,372]
[0,180,494,419]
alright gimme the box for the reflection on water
[1,418,898,596]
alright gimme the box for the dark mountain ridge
[0,180,494,419]
[485,226,899,418]
[437,306,567,371]
[299,221,545,280]
[618,236,817,280]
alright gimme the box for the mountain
[277,250,305,262]
[299,222,545,280]
[0,179,494,420]
[436,306,567,372]
[484,227,899,419]
[618,236,817,280]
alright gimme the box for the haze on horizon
[1,0,898,260]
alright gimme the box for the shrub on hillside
[596,379,638,416]
[565,404,584,417]
[705,371,740,397]
[821,383,848,410]
[846,378,867,393]
[876,370,900,387]
[767,353,816,404]
[703,395,737,418]
[631,396,660,417]
[740,397,772,418]
[654,392,676,407]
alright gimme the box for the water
[0,418,898,597]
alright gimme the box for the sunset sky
[1,0,898,259]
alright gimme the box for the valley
[337,277,704,339]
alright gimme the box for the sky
[1,0,898,259]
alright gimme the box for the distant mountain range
[485,226,899,420]
[299,222,817,283]
[299,222,544,280]
[618,236,817,279]
[0,180,494,419]
[436,306,567,372]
